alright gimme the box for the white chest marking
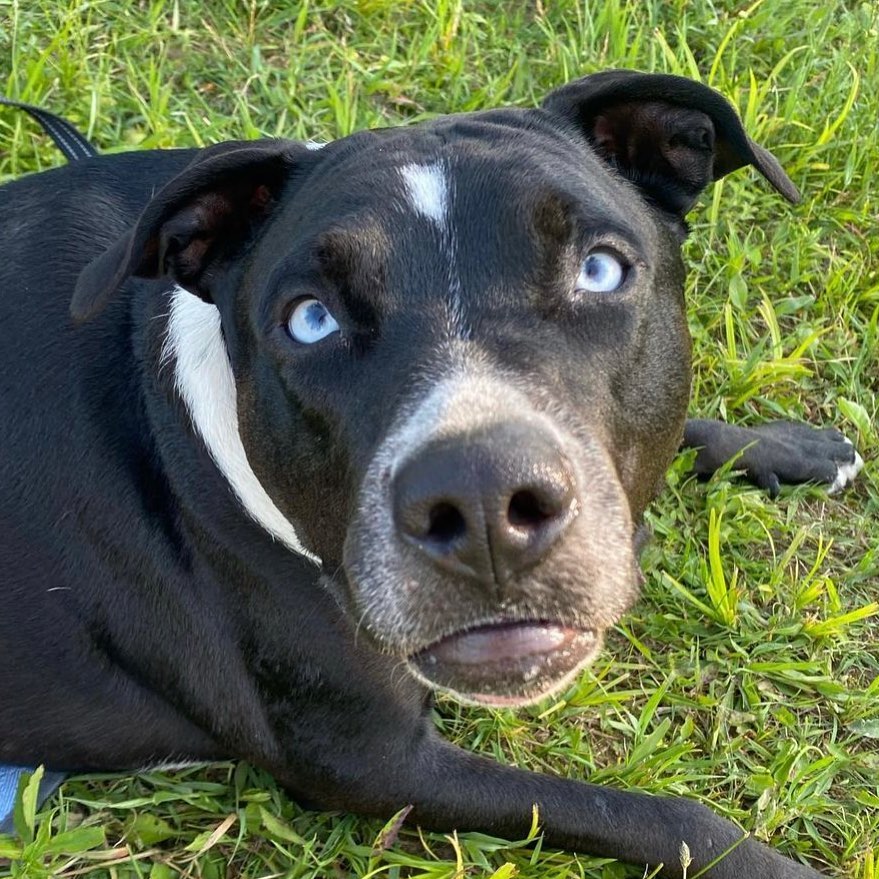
[162,286,321,565]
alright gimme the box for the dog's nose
[392,423,578,586]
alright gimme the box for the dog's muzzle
[342,376,638,707]
[391,422,598,705]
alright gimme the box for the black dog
[0,71,861,876]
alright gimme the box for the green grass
[1,0,877,877]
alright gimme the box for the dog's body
[0,72,861,876]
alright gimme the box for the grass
[0,0,877,877]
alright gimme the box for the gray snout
[392,422,579,588]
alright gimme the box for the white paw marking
[162,286,321,564]
[829,448,864,494]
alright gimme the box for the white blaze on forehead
[399,162,449,227]
[161,286,321,565]
[304,140,326,151]
[398,161,466,335]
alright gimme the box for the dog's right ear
[71,140,313,322]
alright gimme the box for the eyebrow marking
[399,162,449,227]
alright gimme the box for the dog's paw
[683,418,864,498]
[827,438,865,494]
[748,421,864,496]
[691,833,829,879]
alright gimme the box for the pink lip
[425,622,577,664]
[410,621,597,705]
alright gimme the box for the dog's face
[238,116,693,704]
[74,72,798,707]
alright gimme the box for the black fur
[0,72,856,877]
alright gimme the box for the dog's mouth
[408,621,600,707]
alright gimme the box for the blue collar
[0,767,66,835]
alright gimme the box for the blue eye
[576,250,626,294]
[287,298,340,344]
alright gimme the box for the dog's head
[74,72,798,707]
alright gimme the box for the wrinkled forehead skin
[226,105,691,573]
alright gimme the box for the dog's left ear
[542,70,800,216]
[72,139,313,322]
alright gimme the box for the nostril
[508,479,573,530]
[426,502,467,545]
[508,489,554,528]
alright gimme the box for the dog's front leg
[281,731,824,879]
[683,418,862,496]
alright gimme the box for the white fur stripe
[162,286,321,565]
[400,163,449,226]
[399,161,465,334]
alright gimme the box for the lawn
[0,1,877,877]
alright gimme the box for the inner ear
[591,101,717,215]
[541,71,800,219]
[158,182,276,290]
[72,143,307,322]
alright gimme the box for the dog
[0,71,862,877]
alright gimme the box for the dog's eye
[576,250,626,294]
[287,298,340,344]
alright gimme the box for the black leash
[0,95,98,161]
